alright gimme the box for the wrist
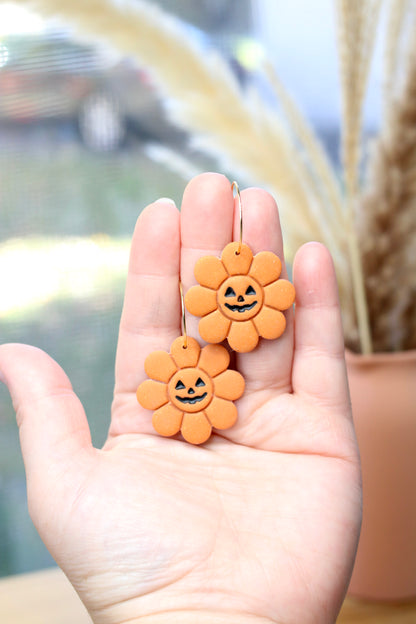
[103,614,277,624]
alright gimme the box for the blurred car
[0,31,183,151]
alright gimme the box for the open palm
[0,174,361,624]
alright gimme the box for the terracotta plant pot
[346,349,416,601]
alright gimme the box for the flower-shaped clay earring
[137,336,245,445]
[185,183,295,353]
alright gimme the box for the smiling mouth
[225,301,258,313]
[176,392,208,405]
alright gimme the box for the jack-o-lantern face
[168,367,213,413]
[217,275,263,321]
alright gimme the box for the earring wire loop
[179,281,188,349]
[231,181,243,254]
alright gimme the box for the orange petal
[194,255,228,289]
[181,412,212,445]
[198,343,230,377]
[221,242,253,275]
[170,336,200,368]
[185,285,218,318]
[227,320,259,353]
[253,306,286,340]
[249,251,282,285]
[213,370,245,401]
[152,403,183,437]
[144,350,177,383]
[136,379,168,410]
[264,279,295,310]
[199,309,231,344]
[205,397,237,430]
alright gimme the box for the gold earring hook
[179,281,188,349]
[231,181,243,254]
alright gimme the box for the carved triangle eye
[195,377,206,387]
[245,285,256,296]
[175,380,186,390]
[225,286,236,297]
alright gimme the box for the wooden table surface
[1,567,415,623]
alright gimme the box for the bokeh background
[0,0,383,577]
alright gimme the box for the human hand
[0,173,361,624]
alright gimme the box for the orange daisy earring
[136,284,245,445]
[185,182,296,353]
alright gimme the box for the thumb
[0,343,93,486]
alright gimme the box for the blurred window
[0,3,188,578]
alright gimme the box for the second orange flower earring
[137,284,245,445]
[185,182,296,353]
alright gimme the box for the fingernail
[155,197,176,206]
